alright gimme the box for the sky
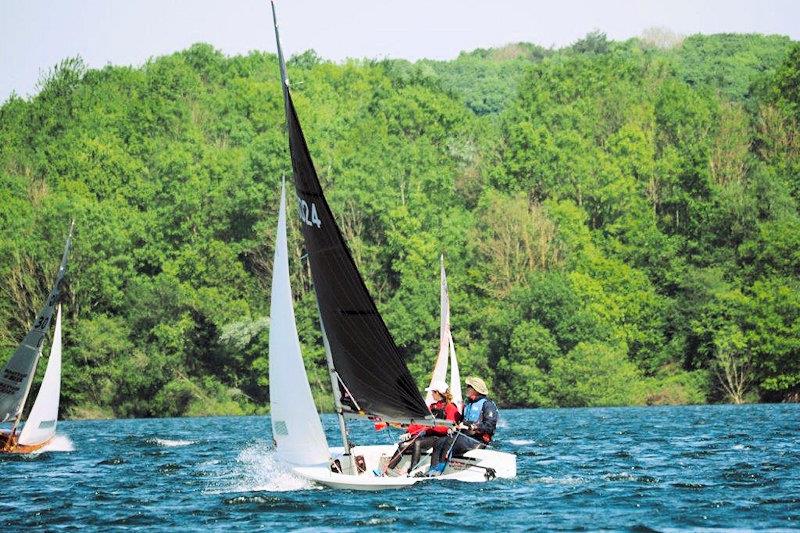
[1,0,799,103]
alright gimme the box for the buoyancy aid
[463,397,487,423]
[462,396,497,443]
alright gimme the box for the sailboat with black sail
[268,2,515,488]
[0,222,73,454]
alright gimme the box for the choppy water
[2,405,798,530]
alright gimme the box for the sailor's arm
[471,400,498,435]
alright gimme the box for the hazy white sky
[1,0,798,103]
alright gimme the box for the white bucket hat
[424,380,449,394]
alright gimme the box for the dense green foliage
[1,32,798,418]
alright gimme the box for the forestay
[275,8,431,424]
[18,305,62,445]
[0,223,73,423]
[268,181,330,466]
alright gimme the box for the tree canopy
[1,32,799,418]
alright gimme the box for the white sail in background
[426,255,463,407]
[449,333,462,411]
[19,305,62,446]
[426,256,450,405]
[268,180,330,466]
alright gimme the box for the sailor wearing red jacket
[378,380,461,476]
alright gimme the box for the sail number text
[297,197,322,228]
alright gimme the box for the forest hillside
[1,32,798,418]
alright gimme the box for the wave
[509,439,535,446]
[208,441,316,493]
[150,438,195,447]
[534,475,586,485]
[38,434,75,453]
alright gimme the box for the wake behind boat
[267,2,515,490]
[1,222,73,454]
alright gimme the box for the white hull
[292,444,516,491]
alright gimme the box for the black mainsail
[0,221,73,424]
[271,3,431,423]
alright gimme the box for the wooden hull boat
[0,430,52,454]
[1,223,72,455]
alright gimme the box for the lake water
[2,405,798,530]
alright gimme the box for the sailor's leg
[411,439,422,468]
[449,433,483,458]
[429,435,452,469]
[386,444,405,469]
[411,435,438,470]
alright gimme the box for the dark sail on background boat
[0,222,73,423]
[272,5,430,423]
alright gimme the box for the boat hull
[292,444,516,491]
[0,431,52,454]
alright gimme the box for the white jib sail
[268,180,330,466]
[19,305,62,446]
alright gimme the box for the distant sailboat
[1,222,72,454]
[268,2,515,489]
[425,255,463,411]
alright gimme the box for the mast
[319,316,351,456]
[271,1,290,104]
[272,1,352,458]
[426,254,450,405]
[270,0,432,424]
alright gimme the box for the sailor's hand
[399,432,412,442]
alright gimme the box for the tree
[713,324,752,404]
